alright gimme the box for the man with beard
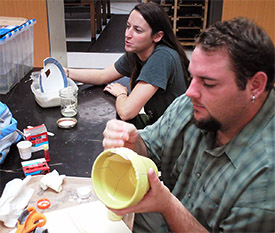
[102,17,274,232]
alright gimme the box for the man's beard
[191,111,222,132]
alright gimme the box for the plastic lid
[57,117,77,129]
[40,57,68,93]
[37,198,51,209]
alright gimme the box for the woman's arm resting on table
[110,169,209,233]
[104,81,158,121]
[64,64,123,85]
[103,119,148,156]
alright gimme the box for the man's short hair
[196,17,274,91]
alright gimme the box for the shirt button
[188,193,191,198]
[196,172,201,179]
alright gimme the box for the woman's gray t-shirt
[114,45,187,123]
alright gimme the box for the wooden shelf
[177,16,203,19]
[148,0,208,47]
[178,4,204,7]
[160,3,173,7]
[177,26,202,30]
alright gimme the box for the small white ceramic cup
[17,141,32,160]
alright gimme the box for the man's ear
[249,71,268,98]
[153,31,164,43]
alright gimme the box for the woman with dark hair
[65,2,189,128]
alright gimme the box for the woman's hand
[104,82,128,97]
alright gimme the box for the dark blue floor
[65,3,126,53]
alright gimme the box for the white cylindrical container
[17,140,32,160]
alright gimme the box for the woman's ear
[249,71,268,98]
[153,31,164,43]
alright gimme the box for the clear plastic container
[0,18,36,94]
[59,86,78,117]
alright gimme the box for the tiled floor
[66,1,192,69]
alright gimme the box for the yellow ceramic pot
[91,147,158,220]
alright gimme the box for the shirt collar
[224,89,275,167]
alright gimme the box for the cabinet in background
[148,0,209,47]
[175,0,208,47]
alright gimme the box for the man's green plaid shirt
[140,89,274,232]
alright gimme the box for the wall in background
[0,0,50,67]
[222,0,274,43]
[0,0,67,67]
[207,0,223,26]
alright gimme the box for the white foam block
[44,201,132,233]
